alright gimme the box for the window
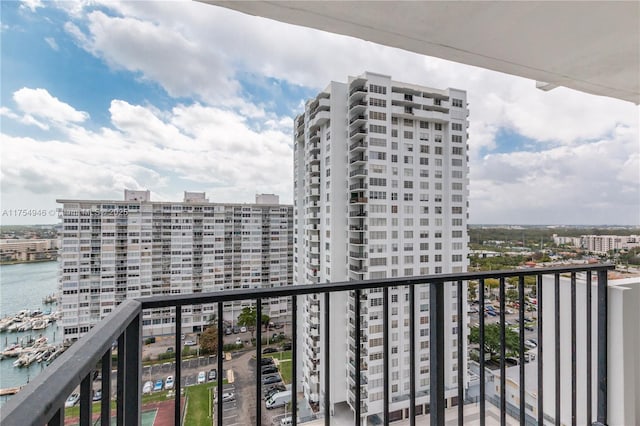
[452,147,464,155]
[403,181,413,189]
[403,118,413,126]
[452,170,463,178]
[419,157,428,165]
[452,206,463,214]
[452,182,463,190]
[391,154,398,163]
[403,131,413,139]
[370,137,387,147]
[369,111,387,120]
[370,124,387,134]
[370,84,387,94]
[370,178,387,186]
[369,191,387,200]
[434,147,443,155]
[452,135,463,143]
[452,158,463,166]
[419,120,428,129]
[369,97,386,107]
[451,122,463,131]
[452,254,463,262]
[404,156,413,164]
[434,123,443,131]
[452,98,464,107]
[370,151,387,160]
[403,193,413,201]
[391,129,398,137]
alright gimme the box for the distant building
[0,238,58,262]
[580,234,640,254]
[57,190,292,341]
[294,72,469,422]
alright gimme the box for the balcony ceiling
[203,1,639,104]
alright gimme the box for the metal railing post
[429,281,445,425]
[175,306,182,426]
[594,269,608,426]
[123,312,141,425]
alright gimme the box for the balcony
[0,265,619,426]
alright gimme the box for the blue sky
[1,0,638,225]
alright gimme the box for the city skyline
[1,0,639,226]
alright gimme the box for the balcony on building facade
[1,264,615,426]
[349,100,367,112]
[349,127,368,139]
[349,168,368,178]
[349,139,368,152]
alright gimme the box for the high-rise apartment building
[293,72,469,423]
[57,190,293,341]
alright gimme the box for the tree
[199,326,218,355]
[469,323,520,358]
[237,307,257,336]
[468,281,478,301]
[505,289,519,303]
[484,278,500,300]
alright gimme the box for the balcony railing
[0,264,613,426]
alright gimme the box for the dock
[0,386,22,396]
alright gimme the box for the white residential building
[293,72,469,424]
[580,234,640,254]
[57,190,292,341]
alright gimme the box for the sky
[1,0,638,226]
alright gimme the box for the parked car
[65,392,80,408]
[166,347,174,353]
[142,381,153,394]
[261,357,275,366]
[92,389,102,401]
[281,342,292,351]
[197,371,206,384]
[225,328,232,335]
[165,375,174,390]
[208,369,217,381]
[524,326,535,332]
[264,385,286,400]
[525,339,537,349]
[262,374,282,385]
[266,390,291,409]
[281,416,293,425]
[184,340,196,346]
[222,392,235,402]
[504,357,519,366]
[154,379,163,392]
[262,366,278,375]
[263,347,278,354]
[240,326,247,333]
[232,327,240,334]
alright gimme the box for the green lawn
[264,350,292,361]
[183,382,215,426]
[278,359,292,385]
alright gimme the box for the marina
[0,261,61,405]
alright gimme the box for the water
[0,261,59,401]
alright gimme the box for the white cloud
[13,87,89,125]
[1,94,294,223]
[20,0,43,12]
[5,1,639,225]
[44,36,59,51]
